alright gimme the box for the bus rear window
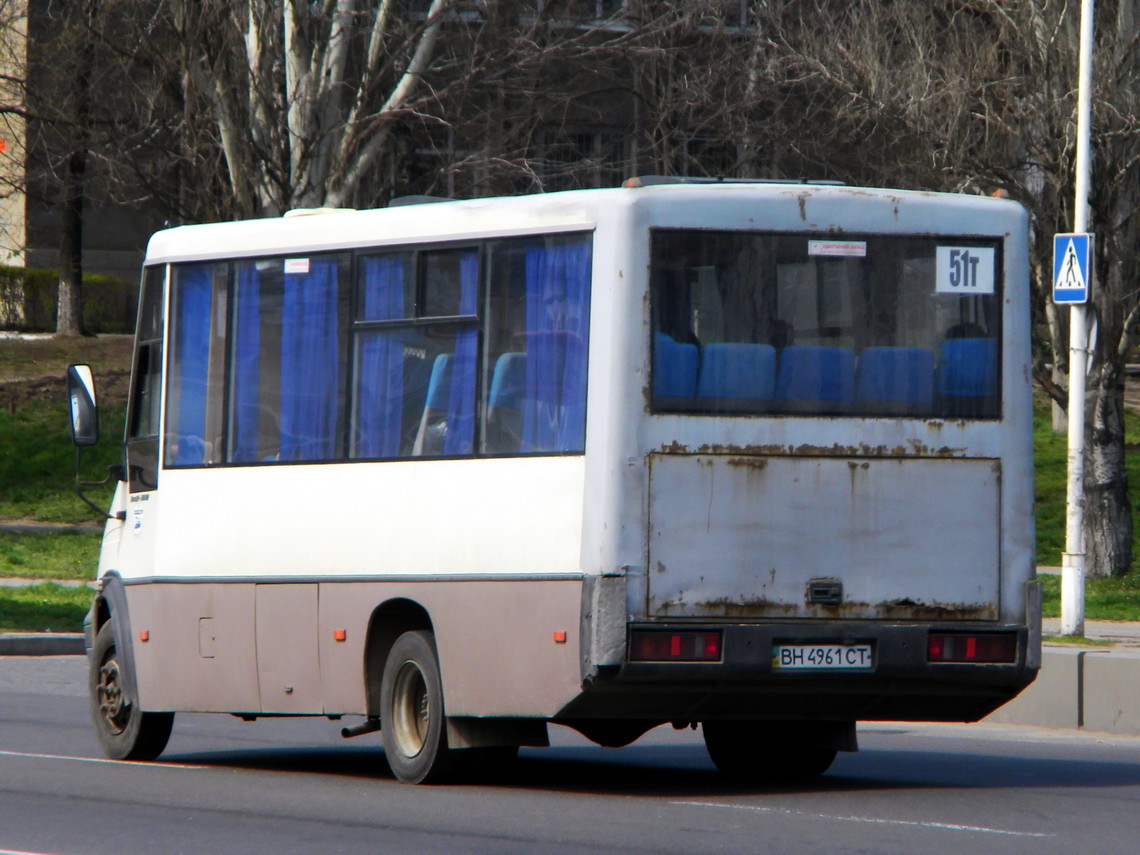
[651,231,1001,419]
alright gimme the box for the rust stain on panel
[726,456,769,472]
[654,442,968,458]
[650,597,998,622]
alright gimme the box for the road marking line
[0,749,202,769]
[670,800,1053,838]
[1,850,65,855]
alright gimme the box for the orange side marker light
[553,631,567,644]
[333,629,347,642]
[139,630,150,642]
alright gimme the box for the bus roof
[143,183,1025,266]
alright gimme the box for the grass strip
[1043,635,1117,646]
[1038,572,1140,620]
[0,530,102,581]
[0,398,125,524]
[0,583,91,634]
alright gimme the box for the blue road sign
[1054,233,1092,304]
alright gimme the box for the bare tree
[754,0,1139,577]
[162,0,484,216]
[159,1,707,215]
[25,0,164,336]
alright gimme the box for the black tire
[380,630,458,784]
[89,622,174,761]
[702,720,837,783]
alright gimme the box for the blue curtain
[167,265,213,466]
[443,251,479,455]
[230,264,262,463]
[522,238,591,452]
[355,256,407,457]
[280,258,341,460]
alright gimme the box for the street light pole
[1061,0,1096,637]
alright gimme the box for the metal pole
[1061,0,1096,637]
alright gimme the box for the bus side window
[229,255,350,464]
[125,267,165,492]
[351,251,478,460]
[165,263,227,467]
[482,234,591,455]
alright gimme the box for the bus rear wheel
[380,630,458,784]
[702,720,837,783]
[89,622,174,761]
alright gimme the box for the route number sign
[936,246,995,294]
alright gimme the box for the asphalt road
[2,656,1139,855]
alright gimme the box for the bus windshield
[651,231,1002,419]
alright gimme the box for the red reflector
[928,632,1016,663]
[630,630,723,662]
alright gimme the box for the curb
[0,633,85,656]
[985,644,1140,736]
[0,521,103,534]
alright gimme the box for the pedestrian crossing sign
[1053,233,1092,304]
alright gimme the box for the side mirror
[67,364,123,521]
[67,363,99,446]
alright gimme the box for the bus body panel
[126,578,585,716]
[143,457,585,580]
[646,454,1001,620]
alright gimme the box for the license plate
[772,643,873,670]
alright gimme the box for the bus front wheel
[89,622,174,760]
[380,630,456,784]
[702,720,837,783]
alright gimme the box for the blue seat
[413,353,453,455]
[856,347,935,409]
[776,345,856,407]
[423,354,453,409]
[697,343,777,401]
[939,338,998,398]
[486,352,527,453]
[488,352,527,410]
[653,332,698,400]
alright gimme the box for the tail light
[629,630,722,662]
[928,632,1017,663]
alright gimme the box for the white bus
[69,179,1038,784]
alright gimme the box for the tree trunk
[55,146,86,337]
[55,0,96,338]
[1051,365,1068,433]
[1083,377,1132,578]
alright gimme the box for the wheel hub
[97,659,129,734]
[391,660,430,758]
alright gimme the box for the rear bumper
[558,622,1038,723]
